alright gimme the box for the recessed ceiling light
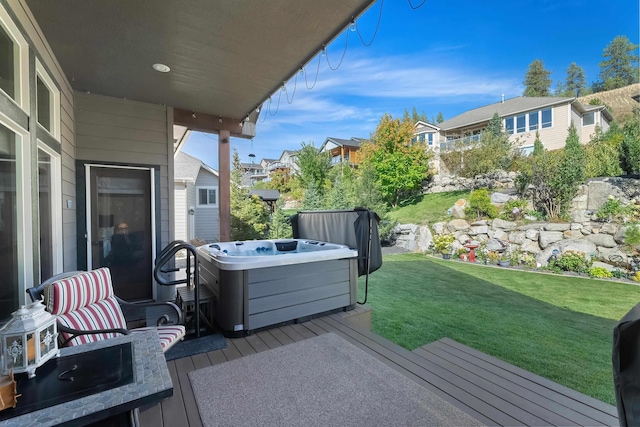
[152,63,170,73]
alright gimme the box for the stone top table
[0,330,172,426]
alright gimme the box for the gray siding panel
[174,183,187,241]
[74,92,170,252]
[194,169,219,242]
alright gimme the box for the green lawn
[388,190,470,225]
[358,253,640,405]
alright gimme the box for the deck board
[420,341,614,426]
[140,311,618,427]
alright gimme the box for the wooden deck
[139,312,618,427]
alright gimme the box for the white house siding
[194,169,219,242]
[174,182,188,242]
[6,0,77,276]
[525,104,571,151]
[74,92,172,250]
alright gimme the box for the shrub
[597,196,626,221]
[588,266,613,279]
[501,199,529,221]
[632,272,640,282]
[625,223,640,246]
[508,249,522,266]
[431,233,455,254]
[521,253,537,269]
[487,251,500,264]
[465,188,498,219]
[548,251,592,274]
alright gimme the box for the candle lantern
[0,301,59,378]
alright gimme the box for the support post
[219,130,231,242]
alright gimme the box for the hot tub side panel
[199,255,357,336]
[246,258,356,331]
[198,258,246,333]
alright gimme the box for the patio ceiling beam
[174,108,256,140]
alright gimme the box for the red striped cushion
[56,296,128,346]
[132,326,185,352]
[46,268,114,315]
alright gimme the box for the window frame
[583,111,595,126]
[0,4,29,111]
[541,108,552,128]
[197,186,218,208]
[504,117,514,134]
[0,111,33,309]
[516,114,526,133]
[37,141,63,280]
[35,59,61,140]
[528,111,539,131]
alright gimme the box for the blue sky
[183,0,639,169]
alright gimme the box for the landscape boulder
[585,233,617,248]
[538,231,564,249]
[536,239,598,267]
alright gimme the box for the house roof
[437,97,575,130]
[320,137,365,150]
[174,152,218,181]
[26,0,376,136]
[249,189,280,201]
[261,158,278,164]
[241,163,264,170]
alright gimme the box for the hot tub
[197,239,358,337]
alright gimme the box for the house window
[198,187,218,207]
[583,112,595,126]
[529,111,538,131]
[0,123,19,315]
[37,144,62,281]
[0,24,14,99]
[541,108,552,128]
[428,133,433,145]
[520,145,534,156]
[35,60,60,139]
[0,4,29,108]
[37,77,51,132]
[505,117,514,134]
[516,114,526,133]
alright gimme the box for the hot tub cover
[290,208,382,276]
[613,301,640,426]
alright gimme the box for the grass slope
[388,190,470,225]
[359,253,640,405]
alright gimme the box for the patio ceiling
[25,0,376,137]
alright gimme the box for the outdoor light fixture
[152,63,170,73]
[218,117,223,123]
[1,302,59,378]
[350,19,356,31]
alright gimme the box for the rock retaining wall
[393,177,640,269]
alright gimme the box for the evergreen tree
[403,107,428,123]
[436,112,445,123]
[302,181,323,210]
[564,63,587,97]
[230,150,270,240]
[486,112,503,137]
[523,59,552,97]
[554,123,586,216]
[620,107,640,174]
[268,200,293,239]
[532,131,544,156]
[598,35,640,90]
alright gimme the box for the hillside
[579,83,639,126]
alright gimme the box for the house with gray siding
[174,151,219,243]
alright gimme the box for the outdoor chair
[26,268,185,352]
